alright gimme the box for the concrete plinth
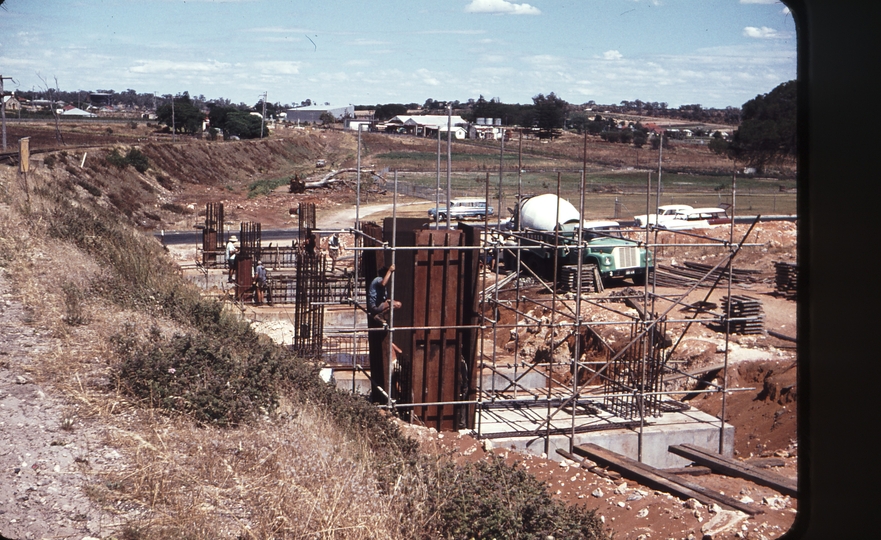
[476,402,733,469]
[330,370,371,396]
[480,365,548,393]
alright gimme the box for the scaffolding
[300,130,774,462]
[205,130,777,462]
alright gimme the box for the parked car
[429,198,494,221]
[633,204,694,227]
[659,207,731,230]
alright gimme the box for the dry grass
[100,405,415,539]
[0,164,428,539]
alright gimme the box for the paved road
[154,201,428,245]
[154,228,302,246]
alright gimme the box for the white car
[428,197,494,221]
[633,204,694,228]
[660,207,732,230]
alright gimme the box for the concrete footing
[474,401,733,469]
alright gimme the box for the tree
[567,112,589,134]
[633,131,648,148]
[586,120,605,135]
[728,80,797,173]
[254,99,286,119]
[207,101,264,139]
[224,111,265,139]
[373,103,408,121]
[708,131,730,155]
[157,92,204,135]
[532,92,568,138]
[318,111,336,125]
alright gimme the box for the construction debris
[774,261,798,300]
[720,295,765,335]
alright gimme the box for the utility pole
[446,103,452,229]
[168,94,176,142]
[260,91,267,138]
[1,74,13,151]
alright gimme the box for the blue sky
[0,0,796,109]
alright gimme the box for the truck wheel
[632,273,647,286]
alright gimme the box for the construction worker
[225,235,238,282]
[254,260,268,304]
[327,232,342,271]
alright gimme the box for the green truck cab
[503,194,653,287]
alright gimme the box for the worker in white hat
[226,235,239,282]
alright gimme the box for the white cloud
[251,61,302,75]
[602,50,623,60]
[416,68,441,86]
[465,0,541,15]
[129,59,231,74]
[523,54,557,64]
[781,6,790,14]
[479,54,508,63]
[743,26,781,38]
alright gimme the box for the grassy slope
[0,135,609,540]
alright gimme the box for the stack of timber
[721,295,765,335]
[651,261,761,288]
[559,263,603,293]
[774,261,798,300]
[668,444,797,497]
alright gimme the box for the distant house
[284,104,355,124]
[2,95,21,111]
[61,107,97,117]
[344,119,372,131]
[469,124,504,140]
[90,93,112,107]
[385,115,468,139]
[29,99,66,110]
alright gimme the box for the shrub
[160,202,192,215]
[75,179,102,197]
[106,148,150,173]
[428,455,608,539]
[106,149,127,168]
[154,174,175,191]
[126,148,150,173]
[114,327,307,426]
[61,281,89,326]
[43,154,57,169]
[247,177,289,198]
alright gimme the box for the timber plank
[669,444,797,498]
[573,443,760,515]
[662,466,713,476]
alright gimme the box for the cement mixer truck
[502,194,653,286]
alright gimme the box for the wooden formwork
[366,218,481,431]
[298,202,316,243]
